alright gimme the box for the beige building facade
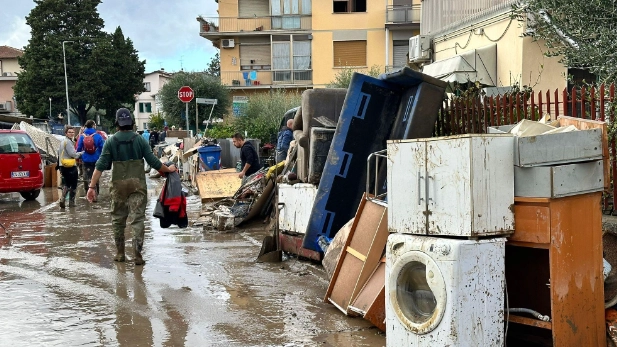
[419,0,567,92]
[198,0,421,103]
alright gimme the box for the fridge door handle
[426,175,433,204]
[418,172,424,205]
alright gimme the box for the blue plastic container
[198,145,222,170]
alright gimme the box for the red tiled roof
[0,46,24,59]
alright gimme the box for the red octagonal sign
[177,86,194,103]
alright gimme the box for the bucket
[198,145,222,170]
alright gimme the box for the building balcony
[198,15,312,38]
[386,5,421,28]
[221,70,313,88]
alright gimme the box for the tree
[327,65,383,88]
[158,72,231,131]
[205,52,220,78]
[233,90,301,144]
[13,0,145,124]
[514,0,617,83]
[148,111,165,130]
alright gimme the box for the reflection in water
[115,264,154,347]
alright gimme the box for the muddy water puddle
[0,178,385,346]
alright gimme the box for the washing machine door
[389,250,447,334]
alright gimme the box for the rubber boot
[134,241,145,265]
[114,239,126,262]
[68,189,76,207]
[59,186,67,209]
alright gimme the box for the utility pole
[63,40,74,125]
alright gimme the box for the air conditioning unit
[0,104,6,110]
[1,72,11,76]
[221,39,235,49]
[409,35,431,63]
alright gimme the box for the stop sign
[177,86,194,103]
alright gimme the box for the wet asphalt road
[0,175,385,347]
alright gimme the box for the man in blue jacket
[77,120,105,200]
[275,119,293,163]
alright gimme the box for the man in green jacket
[87,108,176,265]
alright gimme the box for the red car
[0,130,44,200]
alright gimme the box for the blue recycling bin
[198,145,222,170]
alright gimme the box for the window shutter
[239,44,272,68]
[333,41,367,67]
[393,42,409,68]
[239,0,270,17]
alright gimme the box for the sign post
[177,86,194,135]
[196,98,218,136]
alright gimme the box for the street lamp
[62,40,74,125]
[49,97,51,119]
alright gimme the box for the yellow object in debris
[265,161,286,181]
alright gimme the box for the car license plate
[11,171,29,178]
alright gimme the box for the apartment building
[197,0,421,101]
[417,0,567,92]
[0,46,23,114]
[134,70,172,131]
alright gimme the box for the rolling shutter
[333,41,367,67]
[239,0,270,17]
[239,44,272,67]
[393,41,409,68]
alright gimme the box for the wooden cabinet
[506,193,605,347]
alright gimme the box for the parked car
[0,130,44,200]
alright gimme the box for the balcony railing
[199,15,312,34]
[221,70,313,87]
[386,5,421,24]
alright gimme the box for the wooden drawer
[511,203,551,244]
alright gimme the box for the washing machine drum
[389,250,447,334]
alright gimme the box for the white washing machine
[386,234,506,346]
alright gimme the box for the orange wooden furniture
[506,193,605,346]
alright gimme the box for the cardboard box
[44,163,58,188]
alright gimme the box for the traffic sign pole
[177,86,194,136]
[185,103,189,136]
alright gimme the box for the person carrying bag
[57,125,83,208]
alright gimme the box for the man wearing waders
[86,108,176,265]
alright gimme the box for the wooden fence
[433,84,617,213]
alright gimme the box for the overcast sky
[0,0,219,73]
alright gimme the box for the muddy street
[0,176,385,347]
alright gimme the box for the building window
[333,40,367,67]
[143,123,148,130]
[139,102,152,113]
[333,0,366,13]
[144,82,151,92]
[272,35,312,82]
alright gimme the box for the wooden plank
[508,314,552,330]
[346,246,366,262]
[514,197,551,203]
[549,193,606,346]
[558,116,609,190]
[324,194,390,316]
[195,169,241,202]
[349,261,386,331]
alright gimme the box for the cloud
[0,16,30,49]
[0,0,219,72]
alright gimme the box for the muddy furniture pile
[318,116,609,346]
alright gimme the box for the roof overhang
[422,44,497,87]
